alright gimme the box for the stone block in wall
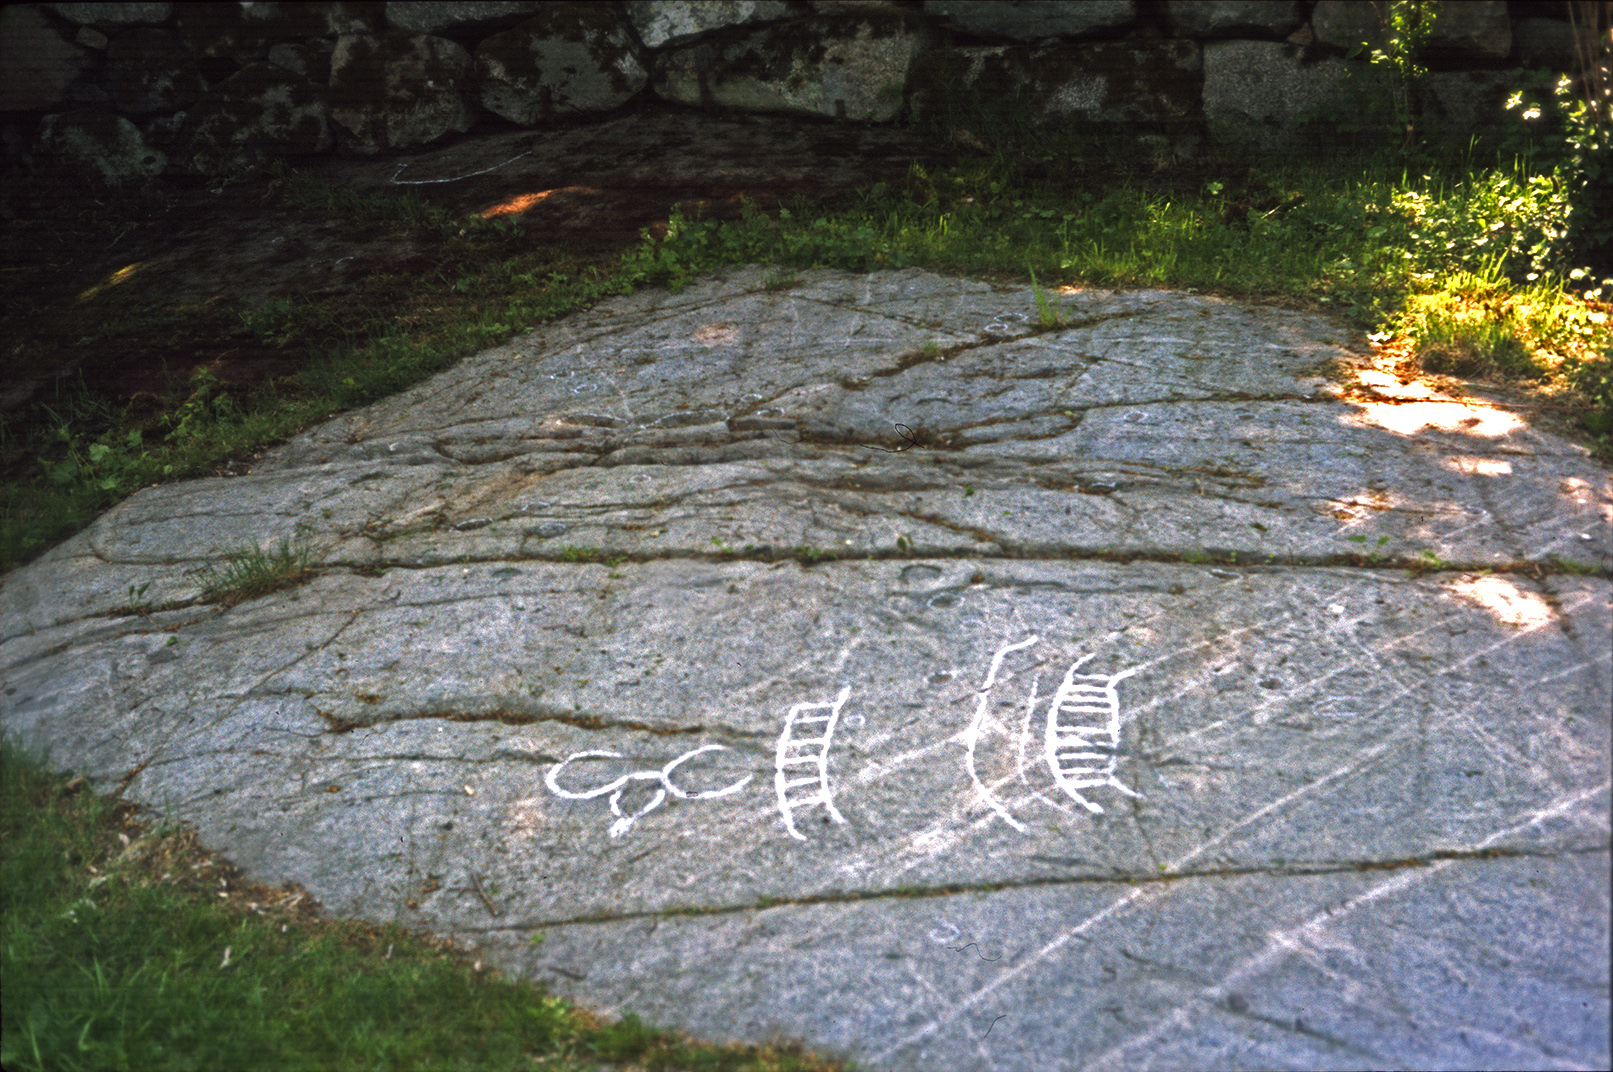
[48,4,173,28]
[1037,41,1200,124]
[38,109,166,182]
[108,28,207,116]
[909,41,1200,129]
[904,44,1015,125]
[624,1,805,49]
[385,2,542,37]
[329,32,473,152]
[1418,69,1522,142]
[141,107,187,148]
[177,61,331,174]
[1423,0,1509,65]
[269,42,335,84]
[1167,1,1301,40]
[1512,18,1578,71]
[1203,38,1392,153]
[477,4,647,124]
[922,0,1135,42]
[177,3,269,60]
[177,3,381,60]
[254,3,383,38]
[1308,0,1380,52]
[653,8,924,121]
[1,6,92,112]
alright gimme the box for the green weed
[196,524,315,606]
[1410,548,1452,574]
[761,267,800,291]
[1545,554,1602,576]
[1028,267,1072,328]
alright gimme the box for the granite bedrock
[1,266,1608,1071]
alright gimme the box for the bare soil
[1,105,953,419]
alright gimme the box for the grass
[196,523,316,606]
[0,739,852,1072]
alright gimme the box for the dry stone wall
[0,1,1592,184]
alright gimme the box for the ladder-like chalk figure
[775,686,851,840]
[1043,654,1143,813]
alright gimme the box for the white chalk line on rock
[966,637,1146,831]
[872,741,1400,1063]
[872,659,1611,1067]
[389,150,534,185]
[964,635,1039,832]
[775,685,852,840]
[542,635,1153,842]
[1077,778,1612,1072]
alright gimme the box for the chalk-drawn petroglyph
[775,686,852,840]
[546,745,752,838]
[967,639,1144,828]
[966,636,1040,832]
[543,649,1139,841]
[1042,654,1144,813]
[984,311,1029,335]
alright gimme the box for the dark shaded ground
[0,105,953,419]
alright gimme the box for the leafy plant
[1347,0,1440,150]
[167,366,240,447]
[1503,30,1613,290]
[120,581,153,616]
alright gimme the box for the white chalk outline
[1043,654,1143,813]
[774,686,851,840]
[965,636,1040,832]
[546,745,752,838]
[389,150,534,185]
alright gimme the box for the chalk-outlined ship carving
[774,686,851,839]
[966,635,1039,832]
[1043,654,1143,813]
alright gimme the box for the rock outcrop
[3,267,1608,1070]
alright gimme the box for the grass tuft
[196,524,315,606]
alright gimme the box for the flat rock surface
[4,268,1609,1071]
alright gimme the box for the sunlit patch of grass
[1390,257,1613,442]
[1402,270,1545,380]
